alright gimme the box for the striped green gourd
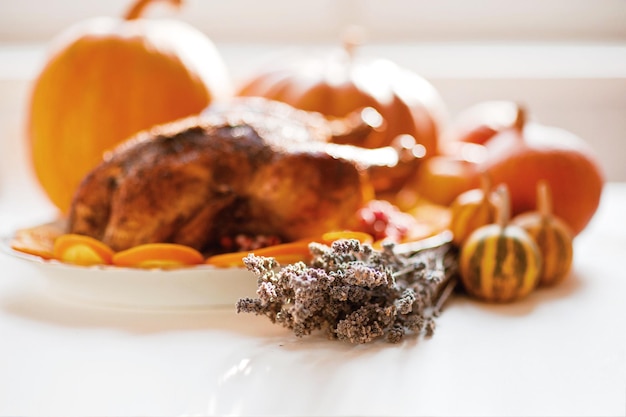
[459,184,541,303]
[512,180,574,286]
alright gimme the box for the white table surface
[1,158,625,417]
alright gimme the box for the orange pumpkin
[236,34,448,194]
[28,0,232,214]
[481,108,604,236]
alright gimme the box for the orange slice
[53,234,115,266]
[112,243,204,269]
[206,231,376,268]
[320,230,374,245]
[10,223,64,260]
[206,240,313,268]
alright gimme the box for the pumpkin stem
[124,0,182,20]
[341,25,366,62]
[513,103,527,133]
[495,184,511,228]
[537,180,553,218]
[479,172,492,203]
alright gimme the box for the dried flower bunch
[236,237,457,344]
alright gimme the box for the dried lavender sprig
[236,233,458,344]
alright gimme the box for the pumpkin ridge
[512,237,529,291]
[493,233,508,278]
[550,224,572,283]
[468,238,485,297]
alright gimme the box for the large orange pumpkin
[28,0,232,214]
[236,38,448,194]
[481,114,605,236]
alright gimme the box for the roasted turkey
[68,98,403,254]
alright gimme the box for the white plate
[0,235,258,310]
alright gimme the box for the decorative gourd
[449,174,497,247]
[512,180,574,286]
[236,30,448,194]
[28,0,232,214]
[480,106,604,236]
[414,155,483,207]
[459,185,541,303]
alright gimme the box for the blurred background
[0,0,625,181]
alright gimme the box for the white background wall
[1,0,625,182]
[2,0,626,43]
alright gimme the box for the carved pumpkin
[28,0,232,214]
[236,36,448,194]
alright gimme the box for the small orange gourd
[459,185,541,303]
[28,0,232,214]
[449,174,497,247]
[512,180,574,286]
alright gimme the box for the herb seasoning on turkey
[236,234,458,344]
